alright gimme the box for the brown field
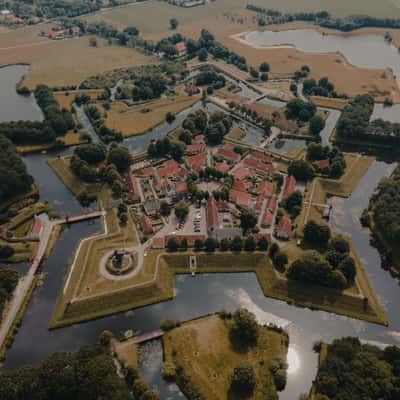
[0,23,158,88]
[143,10,400,102]
[54,89,104,109]
[101,94,199,136]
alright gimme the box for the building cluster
[41,26,81,40]
[128,137,301,249]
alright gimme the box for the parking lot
[164,205,207,236]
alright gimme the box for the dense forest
[336,95,400,144]
[0,85,75,146]
[247,4,400,31]
[369,165,400,245]
[0,135,33,202]
[0,344,131,400]
[314,337,400,400]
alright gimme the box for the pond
[0,65,43,122]
[244,29,400,86]
[270,137,306,154]
[371,103,400,123]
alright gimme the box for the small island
[162,310,289,400]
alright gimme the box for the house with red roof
[185,152,206,172]
[215,161,230,174]
[206,196,219,235]
[185,84,200,95]
[251,150,273,164]
[266,195,277,213]
[175,41,187,56]
[231,167,255,181]
[233,179,251,193]
[261,212,274,228]
[185,143,205,155]
[128,172,141,203]
[152,236,166,249]
[283,175,296,198]
[315,159,330,171]
[29,216,44,238]
[140,215,153,235]
[256,180,273,198]
[136,166,155,177]
[157,159,181,179]
[229,189,251,208]
[215,148,241,163]
[276,216,292,240]
[175,182,188,200]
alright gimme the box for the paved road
[73,104,100,143]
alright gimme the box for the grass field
[0,24,158,88]
[101,93,199,136]
[163,314,288,400]
[226,124,246,141]
[310,96,347,110]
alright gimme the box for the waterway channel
[1,64,399,400]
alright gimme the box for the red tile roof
[233,179,251,192]
[140,215,153,235]
[207,196,219,231]
[216,148,240,163]
[251,150,273,164]
[216,161,231,174]
[231,167,255,180]
[136,166,155,177]
[175,42,186,53]
[194,134,205,144]
[256,180,273,198]
[29,218,43,235]
[185,143,205,155]
[152,236,165,248]
[175,182,188,194]
[261,212,273,227]
[267,196,277,212]
[157,159,180,178]
[185,152,206,172]
[229,189,251,208]
[283,175,296,197]
[316,159,330,170]
[128,172,141,202]
[276,216,292,238]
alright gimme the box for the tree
[99,330,113,347]
[180,238,188,251]
[108,145,131,172]
[175,202,189,222]
[230,236,243,252]
[240,211,257,234]
[273,251,288,270]
[194,238,204,251]
[260,62,270,72]
[166,112,175,123]
[288,160,315,181]
[269,242,279,258]
[169,18,178,30]
[230,309,259,345]
[89,37,97,47]
[0,245,14,259]
[304,220,331,248]
[309,115,326,135]
[160,201,171,217]
[260,72,269,81]
[338,256,356,283]
[257,236,269,251]
[230,362,256,395]
[204,238,217,252]
[249,67,259,79]
[167,237,179,252]
[198,47,208,62]
[219,238,230,251]
[244,236,256,252]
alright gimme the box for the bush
[160,319,177,331]
[230,363,256,395]
[230,309,259,345]
[162,362,176,381]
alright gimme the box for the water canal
[0,61,399,400]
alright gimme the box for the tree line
[0,85,75,146]
[337,95,400,144]
[0,135,33,202]
[0,268,19,319]
[247,4,400,32]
